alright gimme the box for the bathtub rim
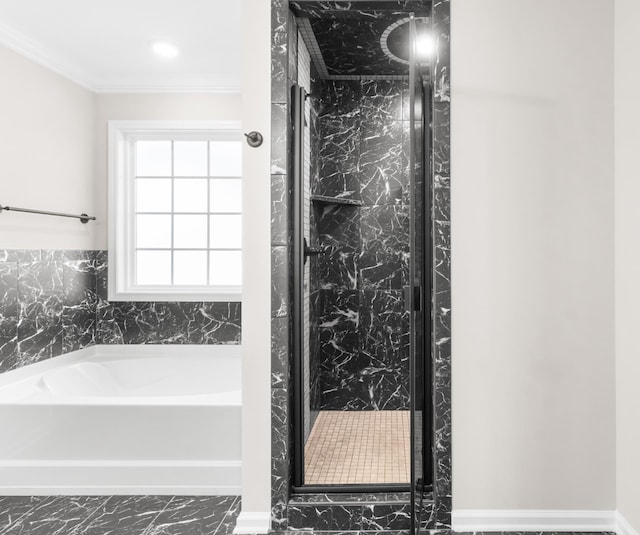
[0,344,242,407]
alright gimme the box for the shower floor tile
[304,410,410,485]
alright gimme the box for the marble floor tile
[0,495,240,535]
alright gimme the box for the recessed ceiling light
[152,42,179,58]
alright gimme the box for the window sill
[107,290,241,303]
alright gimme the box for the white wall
[451,0,615,512]
[94,92,242,249]
[614,0,640,531]
[234,0,272,532]
[0,45,96,250]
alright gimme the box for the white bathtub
[0,344,241,495]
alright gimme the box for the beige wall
[0,43,242,251]
[615,0,640,530]
[451,0,615,511]
[94,92,242,249]
[0,45,96,250]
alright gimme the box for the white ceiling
[0,0,242,92]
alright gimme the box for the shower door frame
[289,25,434,495]
[290,81,410,493]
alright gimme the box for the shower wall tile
[272,317,290,389]
[433,0,451,103]
[288,12,298,82]
[272,245,290,318]
[318,116,361,194]
[286,501,412,532]
[359,204,409,290]
[272,174,290,246]
[272,103,289,175]
[309,289,322,414]
[0,263,18,372]
[359,120,405,205]
[361,80,404,122]
[318,80,362,118]
[272,30,288,103]
[361,503,411,531]
[434,102,451,177]
[272,386,290,531]
[359,290,409,369]
[286,503,363,531]
[273,0,289,33]
[316,205,360,253]
[270,2,292,531]
[432,0,451,527]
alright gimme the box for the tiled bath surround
[270,0,451,532]
[0,249,241,373]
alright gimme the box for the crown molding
[0,19,240,94]
[93,81,241,94]
[0,19,94,89]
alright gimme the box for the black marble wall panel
[0,262,18,372]
[0,249,241,374]
[432,0,451,528]
[94,253,241,345]
[0,250,96,373]
[270,6,294,531]
[310,79,411,411]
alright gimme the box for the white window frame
[108,120,243,302]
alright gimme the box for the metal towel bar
[0,205,96,224]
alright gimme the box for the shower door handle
[404,285,423,312]
[303,238,326,264]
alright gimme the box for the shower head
[380,17,432,65]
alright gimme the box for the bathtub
[0,344,241,495]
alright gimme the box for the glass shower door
[408,14,434,535]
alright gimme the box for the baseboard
[232,512,270,534]
[618,511,640,535]
[452,509,617,532]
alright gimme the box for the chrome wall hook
[244,131,263,148]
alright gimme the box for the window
[108,121,242,301]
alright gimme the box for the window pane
[136,250,171,285]
[210,179,241,213]
[174,179,208,212]
[210,141,242,177]
[136,179,171,212]
[210,251,242,286]
[174,141,208,177]
[210,215,241,248]
[174,215,207,248]
[174,251,207,285]
[136,141,171,176]
[137,215,171,248]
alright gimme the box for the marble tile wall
[311,79,411,411]
[0,250,241,374]
[0,250,97,373]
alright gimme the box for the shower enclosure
[288,2,434,526]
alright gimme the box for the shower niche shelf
[310,195,362,207]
